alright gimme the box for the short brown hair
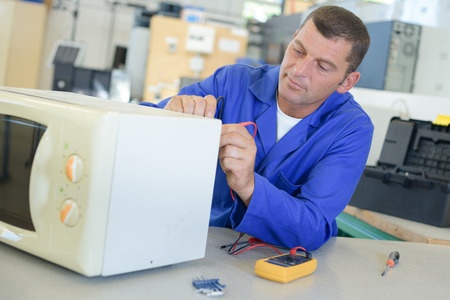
[301,5,370,74]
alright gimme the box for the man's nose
[293,59,313,76]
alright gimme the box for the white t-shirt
[277,101,302,141]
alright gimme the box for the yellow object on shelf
[434,115,450,126]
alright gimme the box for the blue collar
[249,65,279,105]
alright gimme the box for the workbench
[1,227,449,299]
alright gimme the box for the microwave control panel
[59,154,85,227]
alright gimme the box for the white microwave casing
[0,87,221,276]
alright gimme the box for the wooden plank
[0,0,15,86]
[6,1,47,88]
[344,205,450,245]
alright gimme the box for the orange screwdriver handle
[387,251,400,266]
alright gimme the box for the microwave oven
[0,87,221,276]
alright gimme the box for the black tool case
[350,117,450,227]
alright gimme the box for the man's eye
[317,64,330,72]
[294,48,305,56]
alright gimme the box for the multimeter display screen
[267,255,310,267]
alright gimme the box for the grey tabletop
[1,226,450,299]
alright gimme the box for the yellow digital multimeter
[254,250,317,283]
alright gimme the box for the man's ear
[337,71,361,93]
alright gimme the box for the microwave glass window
[0,114,47,231]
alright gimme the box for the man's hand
[219,124,257,206]
[164,95,217,118]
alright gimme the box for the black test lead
[381,251,400,276]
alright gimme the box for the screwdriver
[381,251,400,276]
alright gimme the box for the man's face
[278,19,358,118]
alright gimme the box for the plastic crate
[350,117,450,227]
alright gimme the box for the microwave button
[60,199,79,227]
[65,154,84,183]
